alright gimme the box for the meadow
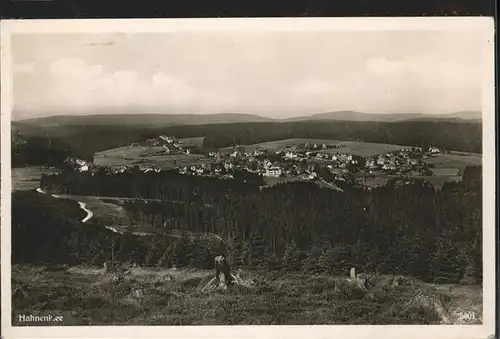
[425,153,482,171]
[11,264,483,326]
[12,167,61,191]
[179,137,205,148]
[227,138,407,157]
[321,141,406,157]
[417,152,482,186]
[93,145,210,169]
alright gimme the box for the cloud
[14,50,481,119]
[44,57,236,111]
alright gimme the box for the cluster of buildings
[200,144,440,184]
[363,146,438,175]
[64,157,91,173]
[131,135,193,155]
[64,135,442,190]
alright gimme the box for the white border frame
[0,17,496,339]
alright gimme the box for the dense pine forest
[12,120,482,164]
[160,120,482,153]
[12,165,482,284]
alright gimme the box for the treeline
[154,120,483,153]
[13,120,482,167]
[36,166,483,284]
[12,127,149,164]
[11,191,224,269]
[41,168,263,200]
[12,141,69,167]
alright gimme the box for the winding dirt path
[77,202,94,223]
[36,187,94,223]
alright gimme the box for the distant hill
[16,111,481,130]
[16,113,273,128]
[287,111,482,122]
[436,111,482,121]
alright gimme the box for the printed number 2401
[458,311,476,321]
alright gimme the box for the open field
[34,192,218,239]
[430,168,461,176]
[94,146,211,169]
[424,153,482,172]
[263,176,305,187]
[12,264,482,326]
[240,138,340,150]
[417,176,463,187]
[363,173,463,189]
[363,177,390,188]
[379,174,462,188]
[321,142,406,157]
[74,197,130,227]
[179,137,205,148]
[226,139,408,157]
[12,167,61,191]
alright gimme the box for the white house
[285,151,298,159]
[376,156,385,166]
[116,166,128,174]
[338,153,351,162]
[264,167,282,177]
[365,158,376,168]
[78,165,89,172]
[308,172,317,180]
[429,146,440,154]
[75,159,86,166]
[382,163,396,171]
[159,135,173,142]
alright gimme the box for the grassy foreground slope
[12,264,482,326]
[12,169,483,326]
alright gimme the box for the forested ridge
[13,165,482,284]
[12,120,482,164]
[162,120,482,153]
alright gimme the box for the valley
[10,116,484,326]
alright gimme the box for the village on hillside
[62,135,446,190]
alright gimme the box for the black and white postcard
[0,18,495,339]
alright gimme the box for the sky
[11,30,484,120]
